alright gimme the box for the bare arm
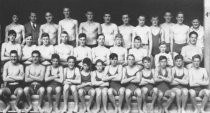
[75,20,79,46]
[54,66,64,83]
[58,21,62,44]
[200,69,209,86]
[38,25,43,45]
[131,71,141,83]
[1,43,10,61]
[98,23,102,34]
[15,65,24,81]
[2,63,15,82]
[45,66,56,82]
[69,68,81,84]
[5,26,9,42]
[113,65,123,81]
[148,29,152,56]
[25,66,33,82]
[102,66,115,81]
[21,26,26,45]
[160,28,165,42]
[121,67,135,84]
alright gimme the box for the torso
[110,46,126,61]
[59,19,77,41]
[172,24,189,44]
[134,25,150,44]
[119,25,134,48]
[41,23,58,45]
[7,24,24,44]
[101,23,118,46]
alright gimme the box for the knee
[175,89,182,96]
[119,87,125,95]
[108,88,113,96]
[47,87,53,94]
[63,84,70,91]
[55,87,62,93]
[70,85,77,92]
[17,88,24,95]
[39,87,45,94]
[89,89,96,96]
[78,89,84,96]
[170,92,176,98]
[24,87,30,94]
[96,88,102,96]
[125,89,132,97]
[158,91,163,98]
[135,89,141,97]
[102,88,108,95]
[182,89,188,96]
[153,88,158,94]
[142,87,148,95]
[189,89,196,97]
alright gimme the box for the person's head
[114,33,123,46]
[159,55,167,68]
[164,11,173,23]
[138,15,146,26]
[159,41,167,53]
[78,33,86,46]
[151,16,159,26]
[174,55,184,68]
[51,54,60,67]
[103,13,111,23]
[142,57,151,69]
[45,12,53,23]
[134,36,142,49]
[86,11,94,21]
[60,31,69,44]
[176,11,184,24]
[127,54,135,66]
[12,14,19,23]
[25,34,33,46]
[82,58,92,71]
[95,59,104,72]
[67,56,76,69]
[192,54,201,68]
[8,30,17,43]
[29,12,37,23]
[122,14,130,24]
[192,18,200,29]
[41,33,50,45]
[31,50,41,64]
[109,53,118,66]
[63,7,70,18]
[97,34,105,46]
[10,50,18,64]
[189,31,198,45]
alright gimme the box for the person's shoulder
[3,61,10,67]
[40,64,46,69]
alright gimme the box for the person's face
[51,58,59,67]
[42,36,50,45]
[79,37,86,46]
[189,34,197,45]
[115,37,122,46]
[176,14,184,24]
[104,14,111,23]
[127,56,135,66]
[122,14,129,24]
[45,12,53,23]
[12,15,19,23]
[143,60,151,69]
[192,58,200,68]
[63,8,70,18]
[9,34,16,42]
[10,53,18,64]
[30,13,37,23]
[110,57,118,66]
[164,12,172,23]
[83,63,90,71]
[159,59,167,68]
[97,35,105,46]
[175,59,183,68]
[67,59,75,69]
[86,11,94,21]
[138,16,145,26]
[134,39,141,48]
[61,33,68,43]
[96,62,103,72]
[151,17,159,26]
[32,53,40,64]
[192,19,200,29]
[26,36,33,46]
[159,45,167,53]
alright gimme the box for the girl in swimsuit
[122,54,141,113]
[77,58,94,113]
[140,57,158,113]
[92,59,109,113]
[63,56,81,113]
[103,53,124,113]
[171,55,188,113]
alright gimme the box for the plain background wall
[0,0,203,42]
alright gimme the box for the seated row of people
[1,49,209,113]
[1,30,203,69]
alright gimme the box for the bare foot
[118,107,123,113]
[38,106,44,113]
[73,105,79,113]
[25,105,33,113]
[200,109,206,113]
[103,108,108,113]
[48,106,53,113]
[62,106,68,113]
[16,109,22,113]
[114,108,118,113]
[3,108,9,113]
[193,109,199,113]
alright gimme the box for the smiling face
[164,12,172,23]
[175,58,183,68]
[51,58,59,67]
[10,53,18,64]
[67,58,75,69]
[192,19,200,29]
[176,13,184,24]
[138,16,145,26]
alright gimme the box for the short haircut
[86,10,94,14]
[51,53,60,61]
[10,50,18,56]
[142,56,151,62]
[95,59,104,65]
[25,33,32,38]
[189,31,198,38]
[82,57,92,69]
[174,54,184,61]
[78,33,86,39]
[122,13,129,17]
[134,36,141,42]
[8,30,17,36]
[138,15,146,18]
[61,31,69,36]
[159,41,167,46]
[41,33,49,38]
[63,7,70,11]
[67,56,76,62]
[191,17,200,22]
[151,15,159,19]
[104,12,111,16]
[127,54,135,60]
[192,54,201,61]
[32,50,41,57]
[115,33,123,40]
[109,53,118,60]
[97,34,105,39]
[164,11,172,15]
[176,11,184,17]
[159,55,167,61]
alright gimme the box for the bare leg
[95,88,102,113]
[151,88,158,113]
[24,87,33,113]
[174,88,182,113]
[38,87,45,113]
[87,89,96,112]
[189,89,199,113]
[55,87,62,113]
[118,88,125,113]
[135,88,143,113]
[157,91,163,113]
[47,87,53,113]
[79,89,86,113]
[1,88,11,113]
[141,87,148,113]
[62,84,70,113]
[200,90,209,113]
[181,88,188,113]
[125,89,132,113]
[108,88,117,113]
[164,91,175,113]
[71,85,79,113]
[14,88,24,113]
[102,88,108,113]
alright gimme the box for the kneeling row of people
[1,50,209,113]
